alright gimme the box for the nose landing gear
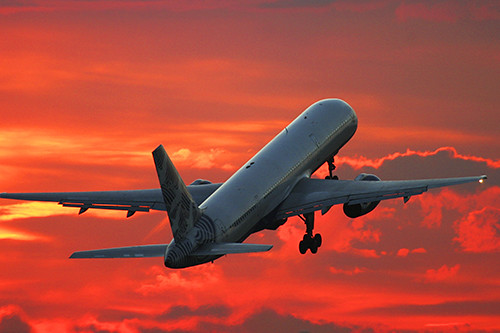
[298,212,322,254]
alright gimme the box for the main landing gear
[325,156,338,180]
[298,212,322,254]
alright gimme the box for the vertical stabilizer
[152,145,202,240]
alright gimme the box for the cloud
[424,264,460,283]
[259,0,391,14]
[0,306,32,333]
[0,202,135,222]
[0,225,48,241]
[159,304,231,320]
[259,0,335,9]
[200,308,355,333]
[454,207,500,253]
[396,248,409,257]
[336,146,500,171]
[359,300,500,317]
[0,0,248,15]
[395,1,500,23]
[137,265,222,296]
[172,148,235,170]
[329,266,366,275]
[395,1,464,22]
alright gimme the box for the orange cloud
[397,248,410,257]
[329,266,366,275]
[454,207,500,253]
[0,226,47,241]
[412,248,427,254]
[424,264,460,282]
[0,202,129,222]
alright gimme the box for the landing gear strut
[298,212,322,254]
[325,156,338,180]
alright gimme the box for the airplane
[0,99,487,268]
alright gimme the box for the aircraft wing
[0,183,222,217]
[275,175,487,219]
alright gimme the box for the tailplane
[152,145,202,240]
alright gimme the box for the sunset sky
[0,0,499,332]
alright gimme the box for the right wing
[0,183,222,218]
[275,175,487,219]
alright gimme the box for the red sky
[0,0,499,332]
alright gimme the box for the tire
[299,240,307,254]
[314,234,322,247]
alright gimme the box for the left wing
[0,183,222,218]
[275,175,487,219]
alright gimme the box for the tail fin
[152,145,202,241]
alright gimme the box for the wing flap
[276,175,486,219]
[69,244,168,259]
[193,243,273,256]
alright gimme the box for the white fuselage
[165,99,357,267]
[204,100,357,241]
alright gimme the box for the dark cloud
[200,308,355,333]
[0,1,37,8]
[74,324,117,333]
[358,300,500,317]
[0,313,32,333]
[159,304,231,320]
[260,0,336,9]
[335,148,497,188]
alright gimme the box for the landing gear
[325,156,339,180]
[298,212,322,254]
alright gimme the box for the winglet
[152,145,202,241]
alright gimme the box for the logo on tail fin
[152,145,203,240]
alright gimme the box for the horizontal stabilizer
[70,244,167,259]
[193,243,273,256]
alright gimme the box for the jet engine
[343,173,381,218]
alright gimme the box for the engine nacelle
[190,179,213,185]
[343,173,381,218]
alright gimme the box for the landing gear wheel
[299,240,307,254]
[314,233,322,247]
[310,242,318,254]
[297,212,324,254]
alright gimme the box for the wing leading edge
[276,175,487,219]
